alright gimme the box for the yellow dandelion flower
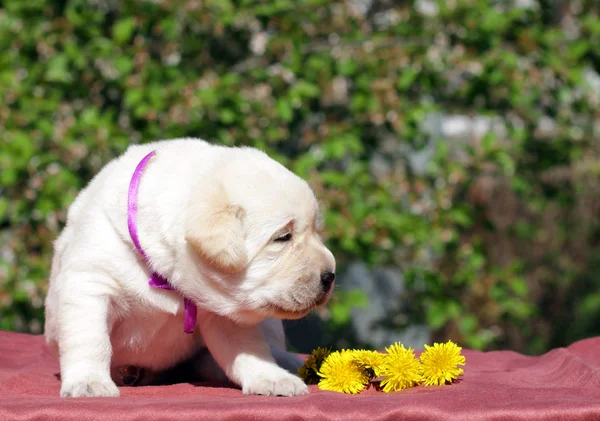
[379,342,422,392]
[349,349,386,378]
[318,350,370,394]
[420,340,466,386]
[298,346,331,385]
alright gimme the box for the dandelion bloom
[318,350,370,394]
[298,346,331,385]
[349,349,386,378]
[420,340,466,386]
[379,342,422,392]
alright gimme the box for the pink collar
[127,150,197,334]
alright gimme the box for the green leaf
[275,99,293,122]
[338,60,357,76]
[124,88,144,108]
[329,289,368,325]
[219,108,236,124]
[113,17,136,44]
[459,314,478,334]
[449,208,472,228]
[290,80,320,99]
[397,68,417,90]
[114,56,134,75]
[427,301,454,329]
[509,278,528,297]
[46,55,72,83]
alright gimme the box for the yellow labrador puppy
[44,139,336,397]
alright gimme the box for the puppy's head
[184,148,336,322]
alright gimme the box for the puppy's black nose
[320,271,336,292]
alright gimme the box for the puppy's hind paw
[272,348,305,374]
[242,369,308,397]
[60,375,120,398]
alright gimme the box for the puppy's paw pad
[60,376,120,398]
[242,371,308,396]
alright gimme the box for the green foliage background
[1,0,600,354]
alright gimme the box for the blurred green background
[1,0,600,355]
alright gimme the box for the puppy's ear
[185,187,248,273]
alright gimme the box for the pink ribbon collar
[127,150,197,334]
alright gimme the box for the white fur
[44,139,336,397]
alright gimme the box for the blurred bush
[1,0,600,354]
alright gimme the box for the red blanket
[2,331,600,421]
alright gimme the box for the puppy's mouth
[265,300,318,320]
[269,305,312,320]
[266,282,335,320]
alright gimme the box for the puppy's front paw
[242,368,308,396]
[60,375,120,398]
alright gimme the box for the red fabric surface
[2,331,600,421]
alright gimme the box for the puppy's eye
[274,233,292,242]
